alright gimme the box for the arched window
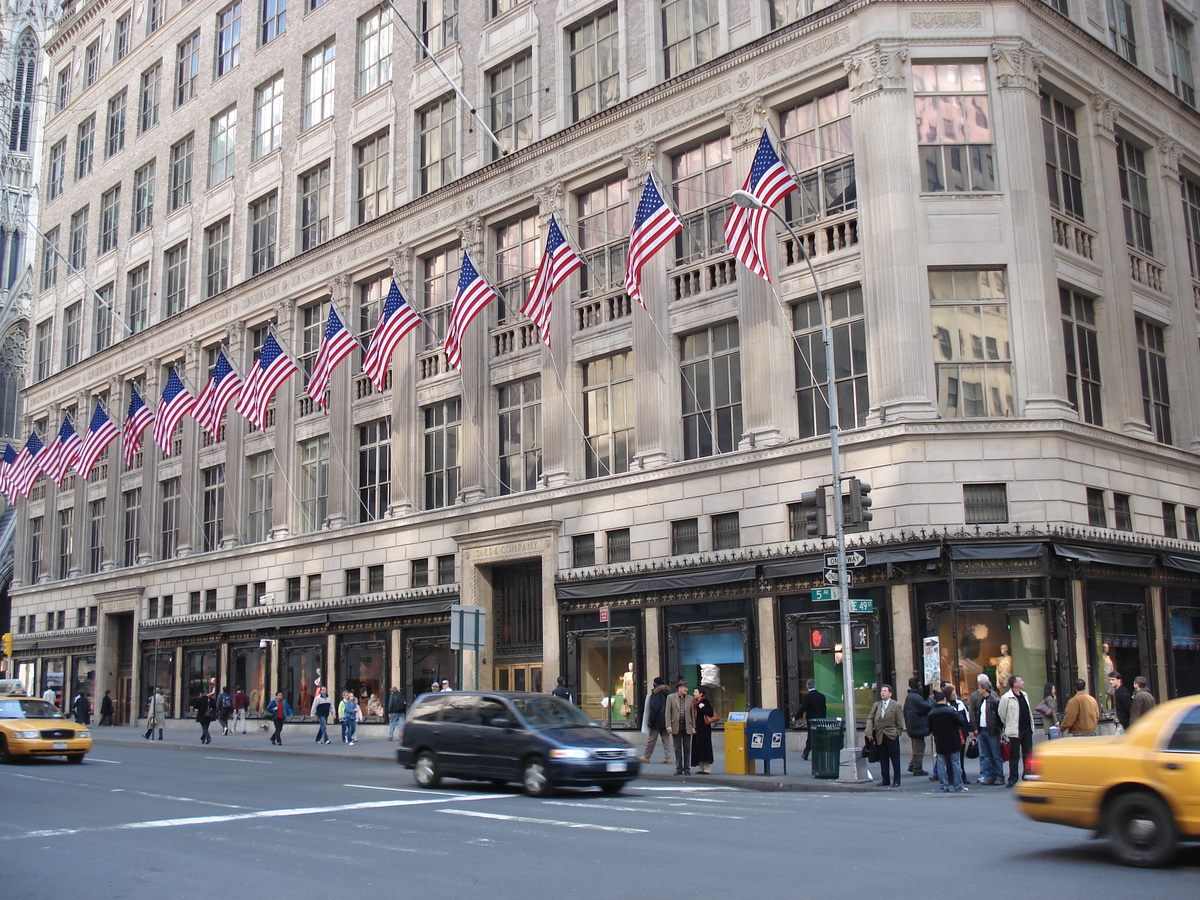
[10,32,39,153]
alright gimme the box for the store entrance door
[494,662,543,693]
[785,613,879,721]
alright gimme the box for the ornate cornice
[991,40,1042,93]
[1090,93,1120,137]
[845,42,909,101]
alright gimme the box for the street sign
[811,587,840,601]
[599,606,609,623]
[822,568,854,586]
[850,600,874,612]
[825,551,867,568]
[450,604,486,651]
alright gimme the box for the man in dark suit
[1109,672,1134,732]
[792,679,827,761]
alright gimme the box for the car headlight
[77,731,91,739]
[625,747,639,758]
[13,730,39,739]
[549,748,591,759]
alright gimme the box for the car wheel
[599,781,625,796]
[0,736,10,764]
[413,751,441,788]
[522,758,552,797]
[1107,791,1179,868]
[67,753,86,764]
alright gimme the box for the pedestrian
[42,685,57,707]
[310,686,332,744]
[1109,672,1133,733]
[930,683,968,782]
[1036,683,1058,738]
[1060,679,1100,736]
[266,691,291,745]
[551,675,573,703]
[72,688,91,725]
[216,685,233,735]
[665,679,695,775]
[99,689,115,726]
[440,679,453,692]
[904,676,932,776]
[232,686,249,733]
[144,687,165,740]
[339,691,360,744]
[968,676,1003,784]
[1129,676,1157,725]
[928,690,968,793]
[999,675,1034,787]
[865,684,905,788]
[639,677,672,765]
[195,690,216,744]
[791,679,827,762]
[386,686,407,741]
[692,684,718,774]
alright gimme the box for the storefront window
[281,641,324,715]
[408,636,454,696]
[185,649,218,714]
[140,648,175,717]
[1093,605,1145,710]
[71,656,96,710]
[42,657,65,707]
[931,605,1048,699]
[341,633,386,721]
[576,632,635,725]
[676,627,745,723]
[232,644,268,714]
[787,615,877,721]
[1169,608,1200,697]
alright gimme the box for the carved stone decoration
[457,216,484,257]
[724,96,766,140]
[621,142,659,189]
[911,10,983,30]
[534,181,565,220]
[389,247,414,287]
[845,42,909,101]
[1158,136,1182,179]
[226,320,245,354]
[991,41,1042,92]
[1089,93,1119,137]
[185,340,201,365]
[327,273,350,304]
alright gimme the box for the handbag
[862,735,880,763]
[965,737,979,759]
[1000,736,1012,762]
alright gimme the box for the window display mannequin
[620,662,635,720]
[1103,643,1115,709]
[994,644,1012,686]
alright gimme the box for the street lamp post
[731,189,867,782]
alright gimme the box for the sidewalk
[92,721,1005,794]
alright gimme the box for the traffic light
[849,477,873,525]
[2,632,11,657]
[801,487,828,537]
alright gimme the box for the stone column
[991,41,1076,420]
[222,322,246,545]
[387,248,419,516]
[846,41,939,423]
[138,361,161,564]
[102,375,123,571]
[325,274,352,529]
[456,216,490,502]
[271,301,299,536]
[177,343,200,556]
[533,181,575,487]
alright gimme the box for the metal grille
[493,563,542,658]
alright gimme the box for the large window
[1184,174,1200,280]
[583,351,633,477]
[106,90,126,158]
[94,284,114,352]
[114,12,131,63]
[299,436,329,532]
[9,34,36,153]
[262,0,287,44]
[139,62,161,133]
[661,0,718,78]
[34,320,51,381]
[357,419,391,522]
[1117,136,1153,254]
[250,192,278,275]
[421,245,459,350]
[170,134,193,211]
[202,465,225,551]
[1041,91,1084,222]
[1106,0,1137,64]
[357,271,390,351]
[930,269,1012,418]
[498,377,541,494]
[421,0,458,54]
[76,115,95,180]
[577,176,628,296]
[57,508,74,579]
[210,107,237,186]
[40,228,58,290]
[88,499,105,574]
[488,52,533,159]
[99,185,120,255]
[780,86,855,225]
[247,453,273,542]
[303,41,336,129]
[164,242,189,317]
[69,207,88,270]
[161,477,180,559]
[122,488,141,567]
[28,516,41,583]
[1166,7,1196,107]
[358,7,392,96]
[62,303,81,367]
[570,7,619,122]
[48,140,65,199]
[793,285,868,437]
[671,134,732,264]
[298,302,324,378]
[681,321,742,458]
[355,130,389,224]
[216,3,242,77]
[418,95,455,194]
[127,263,149,333]
[771,0,817,27]
[1060,288,1102,426]
[176,32,200,107]
[964,484,1008,525]
[423,399,460,509]
[132,161,155,234]
[1136,317,1172,444]
[254,75,284,159]
[205,217,231,297]
[494,213,539,323]
[299,164,331,251]
[914,62,995,192]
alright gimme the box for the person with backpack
[551,675,573,704]
[216,685,233,735]
[386,686,407,740]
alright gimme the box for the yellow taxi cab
[1015,693,1200,867]
[0,680,92,764]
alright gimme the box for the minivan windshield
[511,696,597,730]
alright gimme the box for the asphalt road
[3,744,1197,900]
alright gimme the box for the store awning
[328,597,453,623]
[1162,554,1200,574]
[557,564,757,600]
[1051,544,1156,568]
[140,622,224,640]
[13,634,95,651]
[219,612,330,634]
[951,543,1043,561]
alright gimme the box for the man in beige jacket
[1060,679,1100,736]
[665,680,696,775]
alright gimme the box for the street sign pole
[601,606,611,729]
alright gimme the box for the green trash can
[809,718,845,778]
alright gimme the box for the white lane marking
[205,756,273,764]
[438,808,647,834]
[343,783,456,795]
[83,758,122,764]
[544,800,744,819]
[633,785,735,792]
[106,788,252,809]
[3,793,508,841]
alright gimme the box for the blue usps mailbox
[745,707,787,775]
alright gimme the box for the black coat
[794,689,827,723]
[195,693,215,722]
[646,685,669,730]
[905,689,932,737]
[927,703,967,755]
[1114,685,1134,729]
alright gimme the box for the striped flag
[724,129,798,282]
[521,214,583,348]
[76,402,119,479]
[623,172,683,308]
[306,305,359,411]
[0,443,17,500]
[153,368,197,455]
[362,279,421,393]
[194,350,244,438]
[444,251,500,370]
[122,387,155,467]
[237,332,298,429]
[10,432,46,498]
[42,415,83,485]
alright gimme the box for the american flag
[237,332,298,430]
[521,214,583,348]
[0,443,17,500]
[623,172,683,308]
[306,305,359,411]
[122,387,155,467]
[444,251,500,370]
[724,130,798,282]
[153,368,197,455]
[362,279,421,392]
[10,432,46,498]
[194,350,244,438]
[41,415,83,485]
[76,402,119,479]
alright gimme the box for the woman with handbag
[1036,683,1058,738]
[864,684,906,788]
[692,685,719,774]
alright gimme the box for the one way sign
[824,551,867,568]
[823,568,854,585]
